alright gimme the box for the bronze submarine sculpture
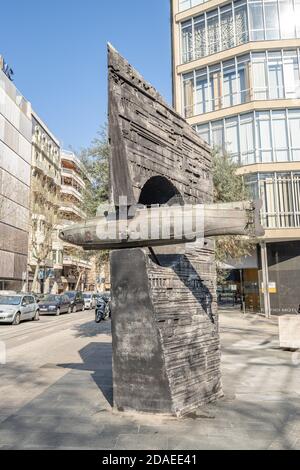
[59,200,264,251]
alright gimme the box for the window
[179,0,206,12]
[252,53,268,99]
[268,52,284,99]
[207,11,220,55]
[283,51,300,99]
[179,0,192,11]
[256,112,273,162]
[237,55,250,103]
[195,69,209,114]
[240,113,255,164]
[245,171,300,228]
[296,0,300,36]
[234,1,249,45]
[180,1,300,64]
[220,5,235,50]
[279,0,296,39]
[249,1,264,40]
[209,64,222,111]
[277,173,294,227]
[196,124,210,145]
[195,109,300,167]
[211,120,224,150]
[259,174,278,227]
[183,73,194,118]
[223,60,238,107]
[288,109,300,160]
[272,111,289,161]
[225,117,240,162]
[181,20,193,63]
[264,0,280,39]
[194,16,206,59]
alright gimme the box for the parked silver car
[0,294,40,325]
[83,292,97,310]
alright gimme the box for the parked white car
[83,292,97,310]
[0,294,40,325]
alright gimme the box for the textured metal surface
[108,45,223,416]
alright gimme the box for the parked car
[38,294,71,316]
[64,291,85,312]
[32,293,45,304]
[83,292,97,310]
[0,294,39,325]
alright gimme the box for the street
[0,309,299,450]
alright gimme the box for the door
[28,296,36,318]
[62,296,69,313]
[21,297,32,320]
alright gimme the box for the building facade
[28,112,61,294]
[171,0,300,314]
[54,150,92,292]
[0,59,32,291]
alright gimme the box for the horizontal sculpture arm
[59,200,264,251]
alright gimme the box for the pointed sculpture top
[107,43,170,110]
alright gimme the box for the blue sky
[0,0,172,150]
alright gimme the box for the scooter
[95,298,107,323]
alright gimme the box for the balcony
[63,255,92,270]
[61,185,83,203]
[33,158,61,186]
[59,202,86,220]
[61,167,85,188]
[61,150,92,183]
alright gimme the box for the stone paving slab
[0,311,299,450]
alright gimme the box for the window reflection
[182,49,300,117]
[195,109,300,166]
[181,0,300,63]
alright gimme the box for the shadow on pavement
[58,342,113,408]
[73,319,112,338]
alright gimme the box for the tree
[77,126,110,287]
[212,147,254,283]
[78,125,110,218]
[30,176,58,293]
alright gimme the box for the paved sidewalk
[0,311,299,450]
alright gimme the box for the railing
[63,255,92,269]
[33,158,61,185]
[59,203,87,220]
[61,185,83,202]
[61,167,85,188]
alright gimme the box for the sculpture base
[111,247,223,417]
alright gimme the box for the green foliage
[78,125,110,218]
[77,125,110,270]
[212,147,247,203]
[212,147,254,283]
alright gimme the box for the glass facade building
[173,0,300,313]
[245,171,300,228]
[181,0,300,63]
[183,50,300,117]
[174,0,300,230]
[195,109,300,164]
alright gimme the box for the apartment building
[54,150,92,292]
[171,0,300,314]
[28,112,61,293]
[0,58,32,291]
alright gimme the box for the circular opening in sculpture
[138,176,183,207]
